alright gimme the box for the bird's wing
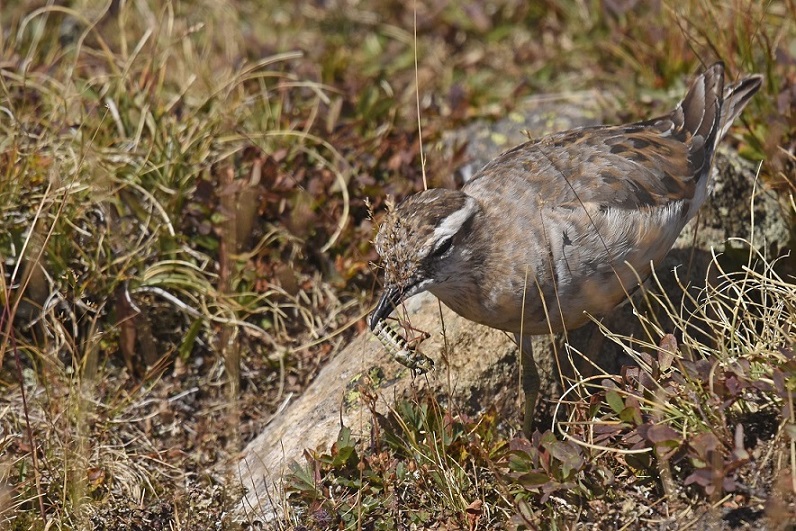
[465,119,702,213]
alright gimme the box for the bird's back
[458,63,761,333]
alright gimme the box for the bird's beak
[369,285,403,330]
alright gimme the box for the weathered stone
[236,292,517,520]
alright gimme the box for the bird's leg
[515,333,539,437]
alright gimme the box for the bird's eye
[433,237,453,256]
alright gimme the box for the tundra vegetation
[0,0,794,529]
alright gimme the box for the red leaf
[643,424,680,445]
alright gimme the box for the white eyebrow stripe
[432,196,478,247]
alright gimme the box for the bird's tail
[717,72,763,142]
[674,62,762,177]
[677,62,726,149]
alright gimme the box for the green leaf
[178,318,203,360]
[330,427,357,467]
[625,452,652,472]
[605,390,625,414]
[619,405,642,426]
[518,471,552,487]
[286,461,317,495]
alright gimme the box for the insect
[371,318,434,374]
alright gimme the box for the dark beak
[369,285,403,330]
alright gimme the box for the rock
[234,91,791,522]
[236,292,517,521]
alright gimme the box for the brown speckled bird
[369,62,762,434]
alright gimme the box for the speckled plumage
[369,63,761,430]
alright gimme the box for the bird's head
[369,188,481,330]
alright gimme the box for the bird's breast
[433,195,691,335]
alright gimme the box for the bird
[368,62,762,435]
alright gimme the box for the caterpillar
[371,319,434,374]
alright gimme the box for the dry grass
[0,0,794,529]
[1,1,350,528]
